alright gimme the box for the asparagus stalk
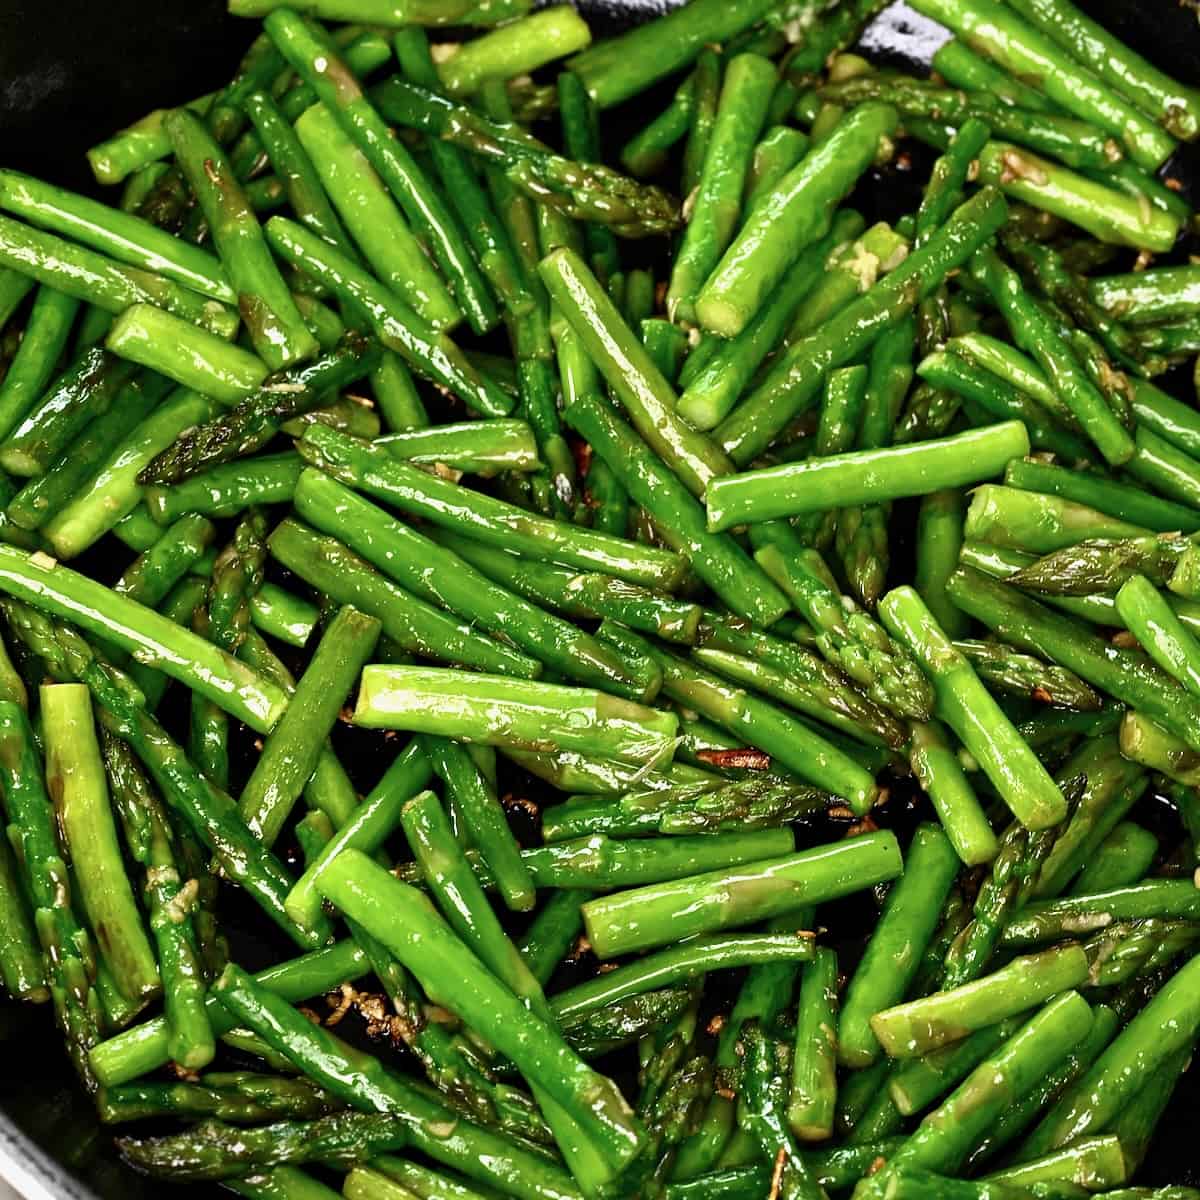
[317,848,645,1175]
[292,469,651,699]
[880,587,1067,829]
[870,946,1090,1060]
[948,566,1200,753]
[0,700,102,1088]
[560,374,788,627]
[267,518,538,678]
[905,0,1176,169]
[101,733,213,1070]
[839,824,962,1068]
[1019,954,1200,1156]
[240,605,380,846]
[856,991,1094,1198]
[953,639,1103,711]
[138,336,379,485]
[0,214,237,338]
[580,831,901,959]
[599,622,882,812]
[0,543,286,733]
[707,421,1029,530]
[41,684,160,1007]
[297,422,686,590]
[292,102,459,330]
[354,664,678,769]
[715,188,1008,465]
[695,103,899,338]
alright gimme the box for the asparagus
[667,53,777,323]
[1009,534,1191,597]
[100,1071,338,1125]
[42,385,219,559]
[695,103,898,338]
[0,700,102,1087]
[953,639,1103,711]
[1035,736,1148,899]
[138,335,378,485]
[857,992,1094,1198]
[0,348,137,480]
[949,566,1200,753]
[906,0,1175,169]
[89,939,371,1088]
[430,530,701,645]
[101,733,213,1070]
[707,421,1029,530]
[241,605,380,846]
[0,540,288,730]
[106,303,268,404]
[164,110,316,368]
[0,832,44,1002]
[678,215,866,435]
[0,214,237,338]
[969,249,1136,466]
[41,684,159,1006]
[541,247,732,499]
[292,102,458,331]
[354,664,678,769]
[560,374,788,627]
[292,469,650,699]
[580,831,901,959]
[750,522,933,722]
[737,1022,825,1200]
[917,352,1091,462]
[371,77,681,240]
[568,0,775,109]
[1001,881,1200,946]
[978,143,1179,252]
[421,736,534,914]
[839,825,962,1068]
[266,219,508,418]
[1005,0,1200,139]
[297,422,686,590]
[881,586,1067,828]
[715,188,1007,465]
[600,622,882,811]
[0,286,81,444]
[316,849,645,1175]
[1019,954,1200,1156]
[870,947,1090,1059]
[1071,823,1157,897]
[248,584,318,649]
[1091,266,1200,327]
[267,519,538,677]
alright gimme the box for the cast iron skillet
[1,2,1200,1196]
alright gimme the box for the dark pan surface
[0,1,1199,1196]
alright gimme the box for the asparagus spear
[0,700,101,1086]
[707,421,1030,530]
[749,528,931,725]
[371,77,681,239]
[1019,954,1200,1156]
[695,103,898,339]
[714,188,1008,465]
[580,831,900,959]
[292,469,651,699]
[599,622,882,811]
[560,373,788,627]
[949,566,1200,753]
[905,0,1175,169]
[296,422,686,590]
[839,824,962,1068]
[41,683,160,1007]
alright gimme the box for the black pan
[1,2,1199,1196]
